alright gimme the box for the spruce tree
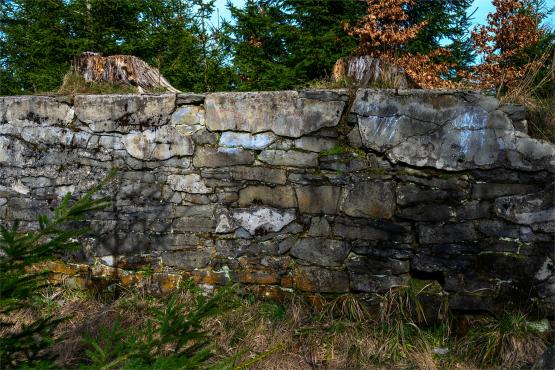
[0,0,232,94]
[224,0,364,90]
[407,0,475,72]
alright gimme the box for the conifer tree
[224,0,363,90]
[0,0,232,94]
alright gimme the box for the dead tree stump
[332,56,415,89]
[73,52,181,93]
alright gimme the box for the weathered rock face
[1,89,554,313]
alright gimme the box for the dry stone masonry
[0,89,553,312]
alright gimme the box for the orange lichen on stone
[236,269,280,285]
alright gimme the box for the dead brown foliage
[346,0,456,89]
[472,0,545,93]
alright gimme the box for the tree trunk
[73,52,181,93]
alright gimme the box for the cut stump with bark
[332,56,415,89]
[72,52,181,93]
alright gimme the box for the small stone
[333,218,412,242]
[170,105,205,126]
[176,94,205,105]
[308,217,331,237]
[432,348,449,356]
[192,128,218,145]
[215,213,239,233]
[293,137,336,152]
[397,203,454,222]
[347,126,363,148]
[231,207,296,235]
[219,131,276,150]
[471,183,540,199]
[396,183,466,206]
[278,236,297,254]
[494,191,555,225]
[173,217,215,233]
[346,254,409,275]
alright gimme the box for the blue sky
[211,0,555,29]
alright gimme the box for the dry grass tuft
[56,72,172,95]
[5,281,551,370]
[500,46,555,143]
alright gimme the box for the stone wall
[0,89,553,312]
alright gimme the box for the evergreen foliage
[223,0,364,90]
[0,0,232,94]
[407,0,475,71]
[0,170,114,368]
[82,283,237,369]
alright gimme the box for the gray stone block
[342,181,395,219]
[205,91,344,138]
[258,149,318,167]
[295,185,341,214]
[418,222,478,244]
[290,238,351,267]
[193,146,254,167]
[238,185,296,208]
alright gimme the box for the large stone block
[350,274,408,293]
[471,183,541,199]
[161,250,211,269]
[230,166,287,185]
[494,190,555,225]
[290,238,351,267]
[353,89,555,172]
[238,185,296,208]
[294,266,349,293]
[418,222,478,244]
[167,174,211,194]
[2,96,74,126]
[205,91,344,138]
[74,94,175,132]
[122,126,194,160]
[342,181,395,219]
[296,185,342,214]
[258,149,318,167]
[333,217,413,243]
[396,183,466,206]
[193,146,254,167]
[346,254,409,275]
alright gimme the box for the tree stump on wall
[332,56,415,89]
[73,52,181,93]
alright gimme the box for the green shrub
[82,284,237,369]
